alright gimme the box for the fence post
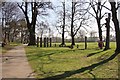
[85,36,87,49]
[40,37,42,47]
[37,37,39,47]
[55,44,56,47]
[50,38,52,47]
[77,44,79,48]
[44,37,46,47]
[47,37,49,47]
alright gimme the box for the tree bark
[61,2,65,46]
[90,0,103,42]
[37,37,39,47]
[109,1,120,53]
[71,34,75,45]
[28,25,36,45]
[104,13,110,51]
[97,19,102,41]
[28,2,37,46]
[71,2,75,45]
[18,2,37,46]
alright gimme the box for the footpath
[1,44,34,78]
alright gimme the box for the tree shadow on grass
[27,49,76,61]
[87,51,104,57]
[39,52,119,80]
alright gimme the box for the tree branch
[101,5,111,11]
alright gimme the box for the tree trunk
[97,19,102,41]
[71,20,75,45]
[71,2,75,45]
[37,37,39,47]
[4,33,6,43]
[28,24,36,46]
[71,35,75,45]
[109,1,120,53]
[18,2,37,46]
[61,2,65,46]
[7,32,10,43]
[104,13,110,51]
[61,19,65,45]
[91,0,102,42]
[28,30,36,45]
[61,32,65,45]
[27,2,37,46]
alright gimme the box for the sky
[118,5,120,25]
[41,0,116,39]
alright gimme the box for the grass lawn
[25,42,119,79]
[1,42,21,54]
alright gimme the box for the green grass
[25,42,118,79]
[1,42,21,54]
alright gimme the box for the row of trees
[1,0,120,53]
[55,0,120,52]
[0,1,53,44]
[1,2,28,44]
[55,0,90,46]
[17,2,53,45]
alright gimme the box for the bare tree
[109,0,120,53]
[18,1,52,46]
[1,2,20,44]
[104,13,111,51]
[17,19,28,43]
[89,0,107,41]
[53,1,66,46]
[61,1,66,46]
[70,1,89,45]
[37,21,49,38]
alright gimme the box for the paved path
[1,44,34,78]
